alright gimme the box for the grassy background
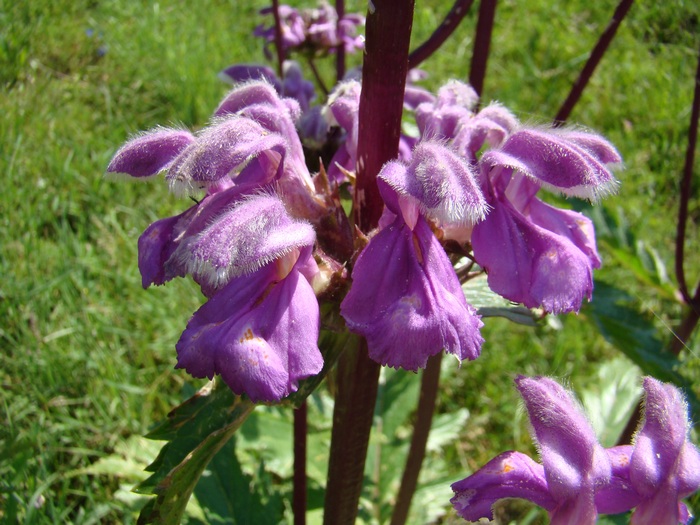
[1,0,699,523]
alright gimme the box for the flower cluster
[108,55,622,400]
[253,2,365,55]
[451,376,700,524]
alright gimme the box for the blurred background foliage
[1,0,698,523]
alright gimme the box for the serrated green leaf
[135,381,255,525]
[426,409,469,453]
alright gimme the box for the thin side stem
[469,0,497,98]
[307,57,330,96]
[674,41,700,306]
[390,352,444,525]
[553,0,634,125]
[408,0,475,70]
[271,0,286,77]
[336,0,346,82]
[293,401,308,525]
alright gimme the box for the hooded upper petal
[482,128,620,200]
[630,377,700,525]
[378,142,487,227]
[170,193,316,290]
[107,128,194,179]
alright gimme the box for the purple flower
[340,213,483,370]
[254,5,306,51]
[452,376,700,524]
[106,128,194,179]
[176,247,322,402]
[471,128,620,313]
[341,147,486,370]
[452,376,611,524]
[254,3,364,55]
[627,377,700,525]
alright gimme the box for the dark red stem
[323,339,381,525]
[553,0,634,124]
[323,2,414,524]
[293,401,307,525]
[271,0,287,77]
[336,0,346,82]
[408,0,475,70]
[469,0,497,98]
[354,0,415,232]
[675,41,700,307]
[390,352,444,525]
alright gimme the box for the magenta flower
[452,376,700,524]
[452,376,612,525]
[627,377,700,524]
[176,247,322,402]
[341,143,486,370]
[471,128,621,313]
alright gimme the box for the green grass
[1,0,699,523]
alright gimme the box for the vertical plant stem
[271,0,286,77]
[553,0,634,124]
[336,0,346,82]
[469,0,497,98]
[324,2,414,524]
[674,41,700,307]
[408,0,475,70]
[353,0,415,232]
[323,340,381,525]
[390,352,444,525]
[293,401,308,525]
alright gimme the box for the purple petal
[341,216,483,370]
[451,451,555,521]
[281,60,316,112]
[171,193,316,289]
[471,191,595,313]
[516,376,611,506]
[629,377,700,525]
[483,128,620,199]
[166,116,286,195]
[595,445,642,515]
[107,128,194,179]
[138,206,197,288]
[528,198,601,269]
[176,251,322,402]
[452,103,518,158]
[214,81,284,118]
[137,183,256,291]
[217,64,282,93]
[378,141,487,226]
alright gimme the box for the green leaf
[584,280,700,418]
[581,359,642,447]
[135,380,255,525]
[464,274,539,326]
[193,437,285,525]
[588,205,677,300]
